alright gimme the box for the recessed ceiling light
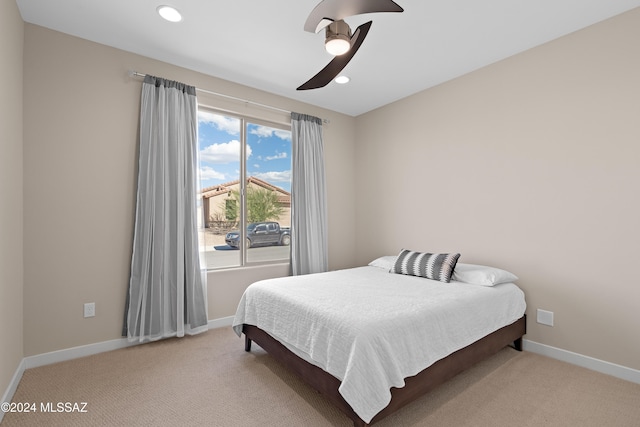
[334,75,350,84]
[157,5,182,22]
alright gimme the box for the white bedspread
[232,266,526,423]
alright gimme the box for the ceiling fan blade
[297,21,371,91]
[304,0,403,33]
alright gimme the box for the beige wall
[0,0,24,402]
[18,1,637,376]
[355,8,640,370]
[22,24,357,356]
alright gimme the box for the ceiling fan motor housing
[325,20,352,55]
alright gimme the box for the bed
[232,256,527,426]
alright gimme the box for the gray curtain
[290,112,328,275]
[124,75,208,342]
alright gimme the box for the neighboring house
[200,176,291,231]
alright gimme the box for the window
[197,108,292,269]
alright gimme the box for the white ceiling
[16,0,640,116]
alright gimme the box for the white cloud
[264,152,288,161]
[250,126,272,138]
[200,140,252,163]
[199,166,225,181]
[198,111,240,135]
[274,129,292,141]
[254,170,291,183]
[250,125,291,141]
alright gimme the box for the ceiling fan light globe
[325,37,351,56]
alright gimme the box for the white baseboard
[0,359,26,423]
[208,315,234,329]
[24,316,235,369]
[523,339,640,385]
[24,337,139,370]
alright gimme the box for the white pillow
[452,263,518,286]
[368,256,396,271]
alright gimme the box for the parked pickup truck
[225,221,291,249]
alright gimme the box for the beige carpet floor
[3,327,640,426]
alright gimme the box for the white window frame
[198,105,292,270]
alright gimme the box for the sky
[197,110,292,192]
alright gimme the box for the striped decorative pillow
[392,249,461,283]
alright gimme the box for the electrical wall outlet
[84,302,95,318]
[536,309,554,326]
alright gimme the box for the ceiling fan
[297,0,404,91]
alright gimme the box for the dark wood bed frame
[242,315,526,426]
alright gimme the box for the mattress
[232,265,526,423]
